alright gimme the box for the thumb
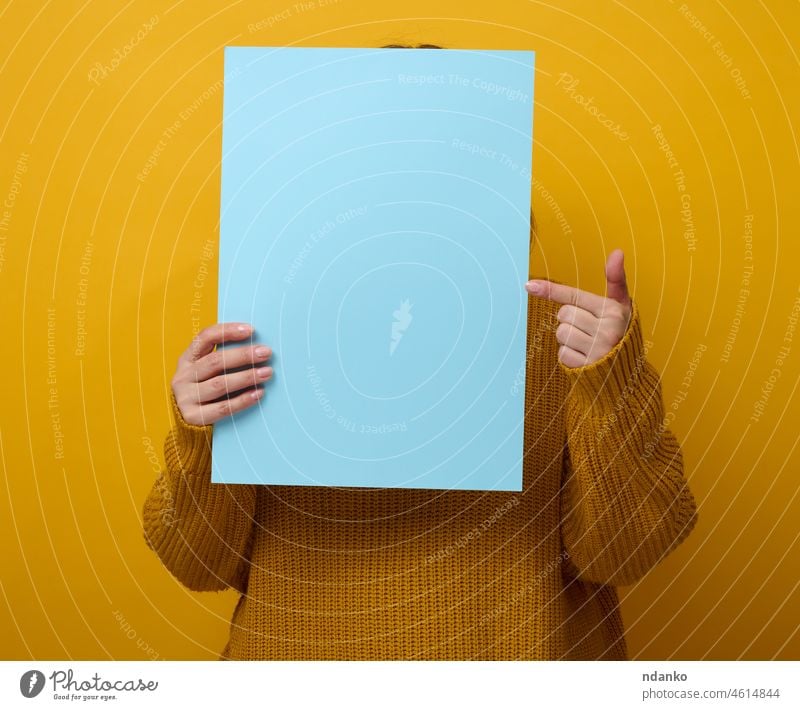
[605,248,631,306]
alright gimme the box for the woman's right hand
[170,322,273,426]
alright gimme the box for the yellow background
[2,0,798,660]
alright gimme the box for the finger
[192,343,272,383]
[556,304,599,337]
[525,279,607,318]
[555,322,594,356]
[196,365,274,404]
[558,345,587,368]
[183,322,254,363]
[188,386,265,426]
[605,249,631,307]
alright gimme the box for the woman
[142,44,698,661]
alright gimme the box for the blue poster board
[212,46,535,490]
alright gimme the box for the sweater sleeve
[142,390,257,594]
[558,298,698,587]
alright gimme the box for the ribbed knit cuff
[166,389,213,476]
[558,299,650,412]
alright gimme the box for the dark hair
[380,44,536,244]
[381,43,445,49]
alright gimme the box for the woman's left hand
[524,248,633,368]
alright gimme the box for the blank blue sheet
[211,46,535,491]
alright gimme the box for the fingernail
[237,324,253,333]
[256,367,272,378]
[526,281,541,294]
[255,346,270,357]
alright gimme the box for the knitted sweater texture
[142,294,698,660]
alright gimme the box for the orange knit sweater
[142,294,698,660]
